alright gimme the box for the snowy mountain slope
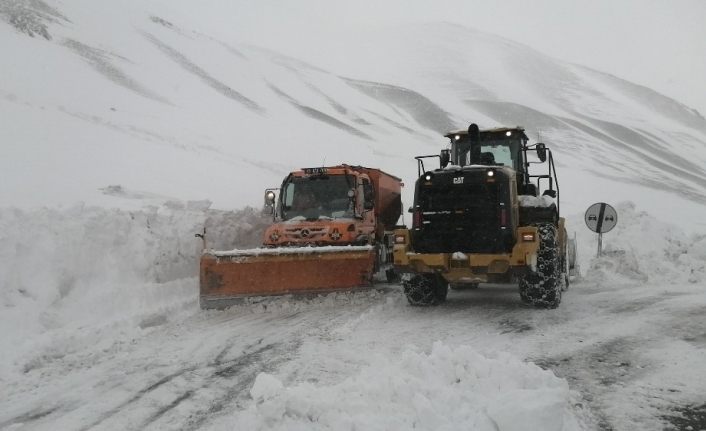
[0,0,445,212]
[2,1,706,229]
[303,23,706,218]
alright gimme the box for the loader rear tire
[519,223,561,308]
[404,274,447,306]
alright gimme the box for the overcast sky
[156,0,706,115]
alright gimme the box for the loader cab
[442,125,558,203]
[444,126,527,174]
[409,124,561,254]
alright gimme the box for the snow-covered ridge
[1,0,706,224]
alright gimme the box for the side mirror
[265,190,276,204]
[262,189,277,215]
[543,189,557,198]
[440,149,451,168]
[408,207,414,213]
[363,184,374,210]
[536,143,547,162]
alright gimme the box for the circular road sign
[585,202,618,233]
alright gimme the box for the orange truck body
[199,165,402,309]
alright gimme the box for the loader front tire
[560,242,570,292]
[519,223,561,308]
[404,273,447,306]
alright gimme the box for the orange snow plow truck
[199,165,403,309]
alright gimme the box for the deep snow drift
[0,203,270,381]
[229,343,581,431]
[2,201,706,430]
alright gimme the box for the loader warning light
[395,235,406,244]
[506,131,512,136]
[522,233,535,242]
[487,170,494,177]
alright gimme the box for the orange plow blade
[199,246,376,309]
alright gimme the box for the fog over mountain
[1,0,705,230]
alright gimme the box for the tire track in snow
[68,339,297,431]
[181,341,299,431]
[77,366,199,431]
[0,406,61,429]
[2,292,399,430]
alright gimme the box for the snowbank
[0,203,270,380]
[226,342,581,431]
[576,201,706,285]
[519,194,556,208]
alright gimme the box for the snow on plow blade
[199,246,375,309]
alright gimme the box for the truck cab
[262,165,402,248]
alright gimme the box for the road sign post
[585,203,618,257]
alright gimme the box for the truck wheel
[404,274,447,306]
[435,277,449,302]
[385,268,400,284]
[518,224,561,308]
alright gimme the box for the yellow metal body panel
[393,227,540,283]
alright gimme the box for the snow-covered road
[2,203,705,430]
[3,275,706,430]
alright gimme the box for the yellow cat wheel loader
[393,124,576,308]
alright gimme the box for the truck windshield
[281,175,354,220]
